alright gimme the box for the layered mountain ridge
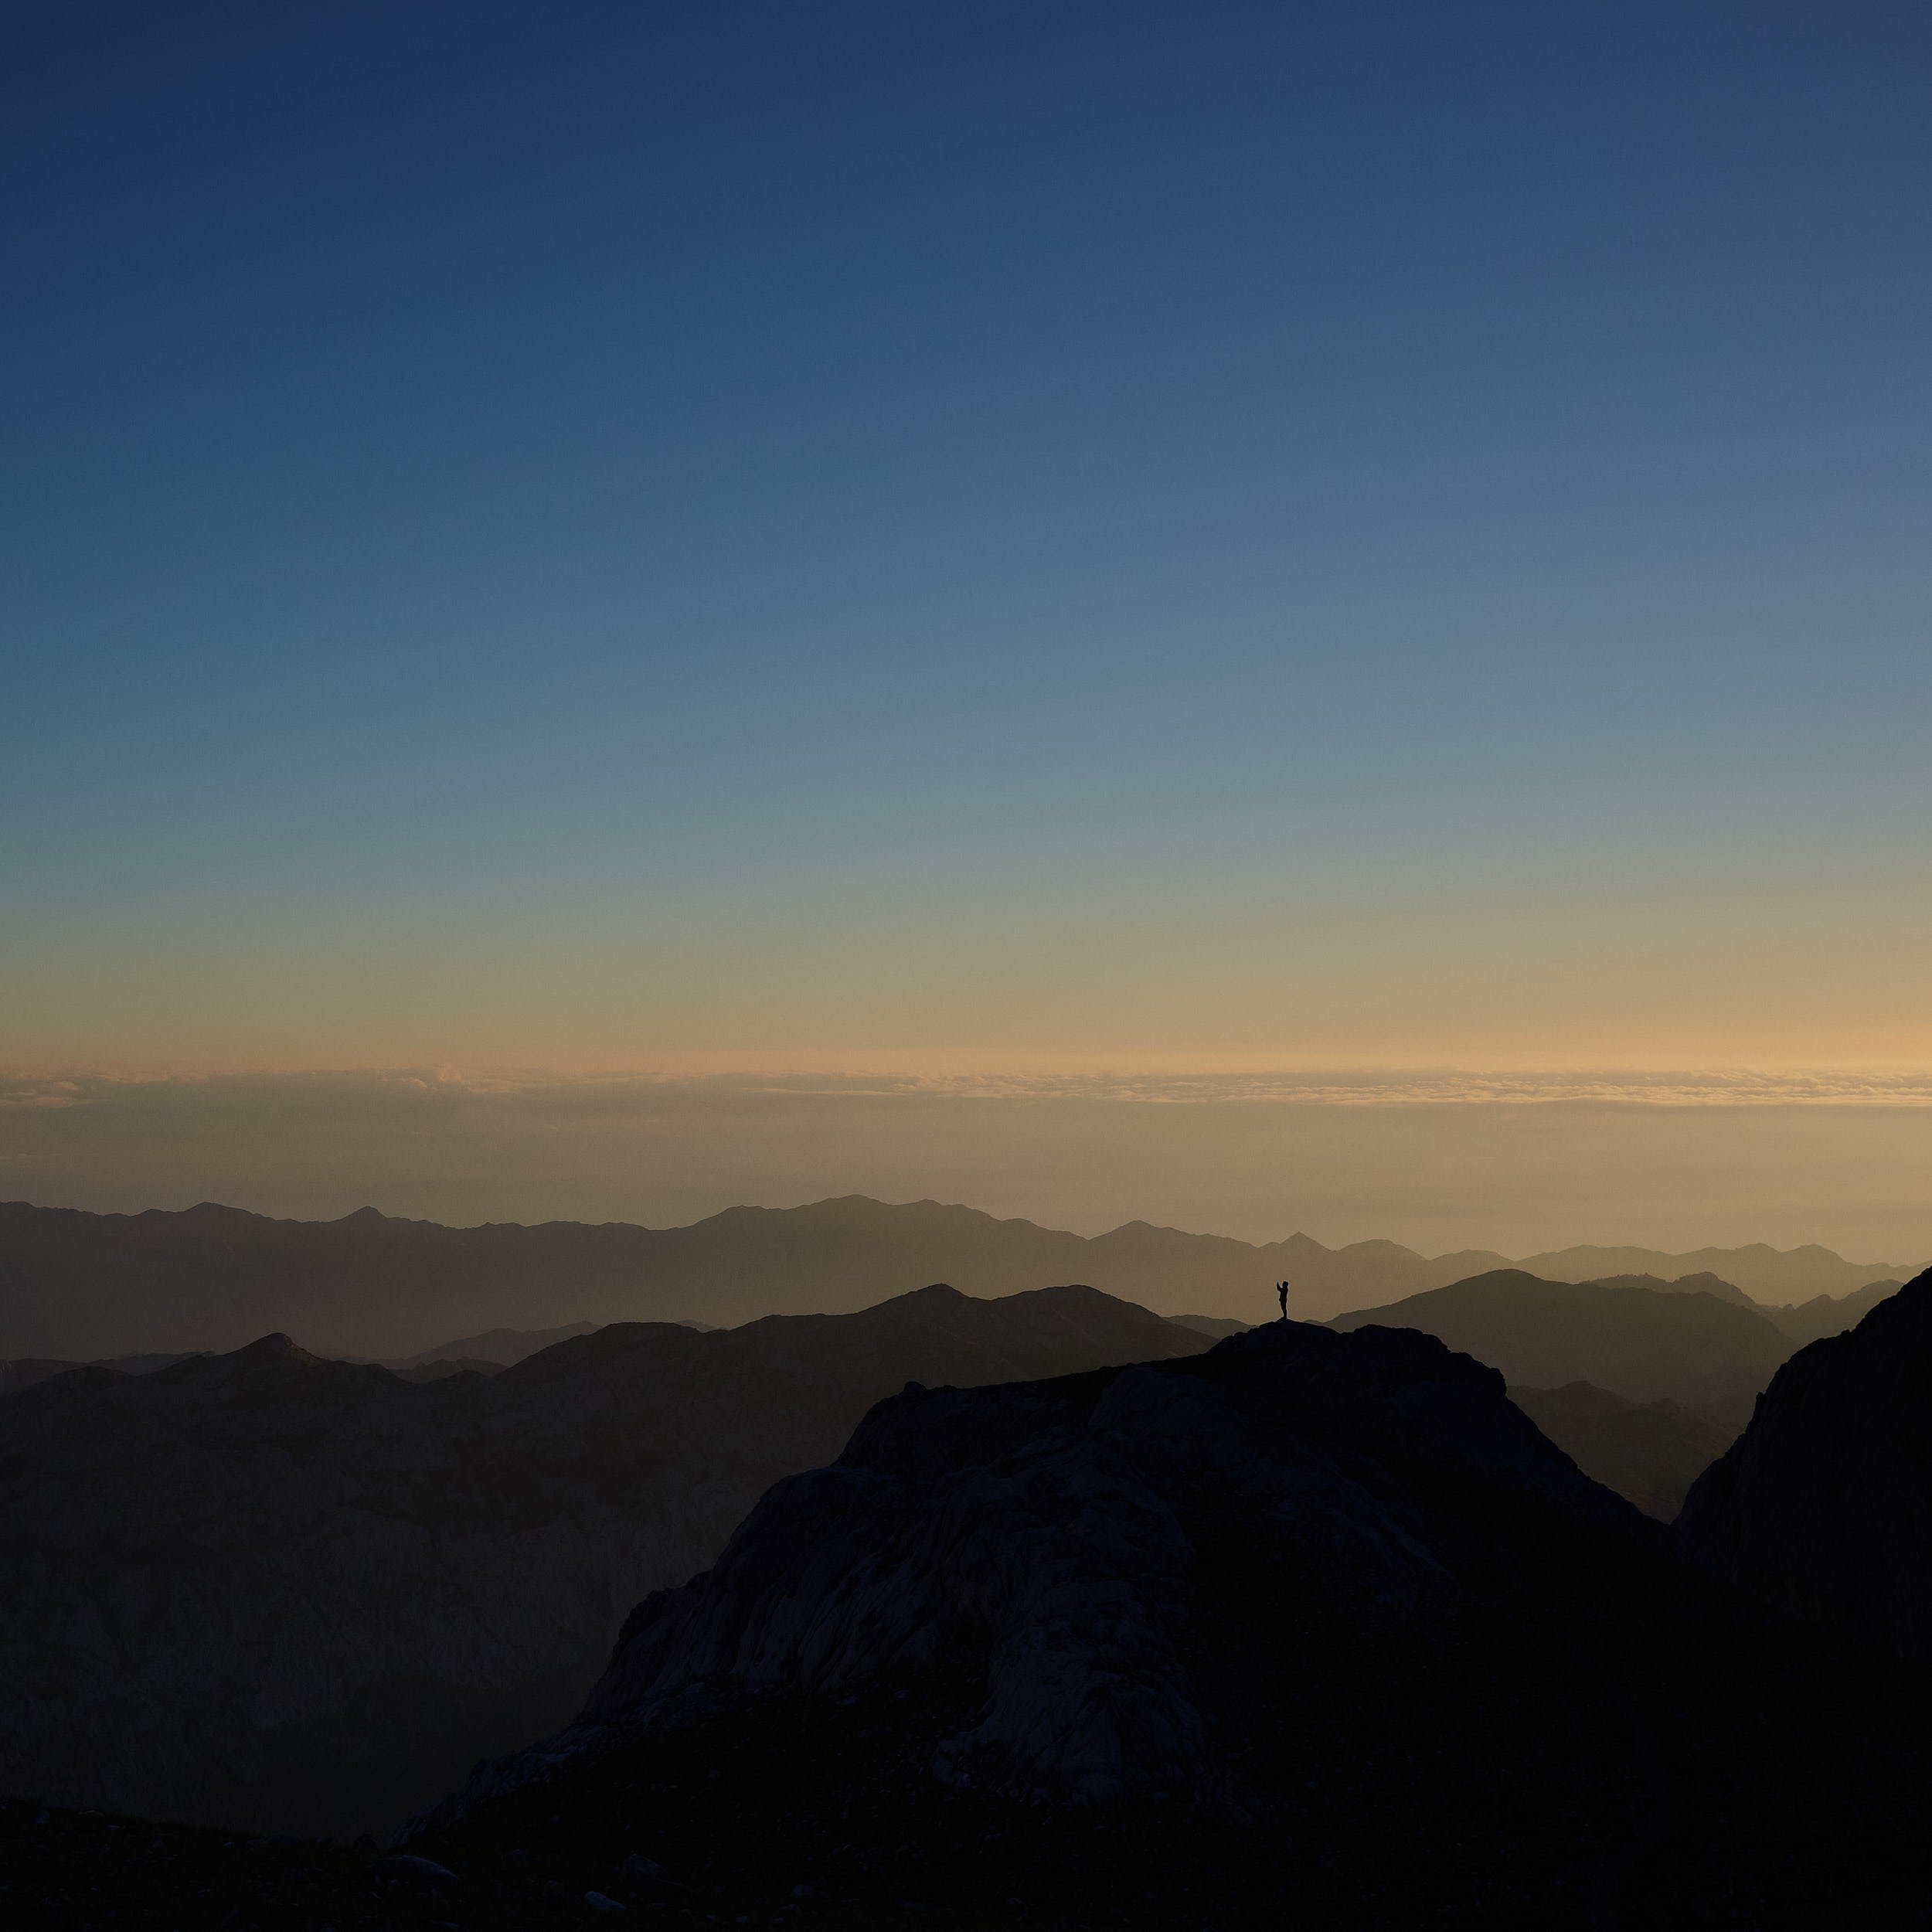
[0,1194,1906,1359]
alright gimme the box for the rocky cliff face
[420,1320,1932,1927]
[1675,1267,1932,1661]
[570,1321,1625,1812]
[0,1284,1203,1838]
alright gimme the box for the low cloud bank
[3,1068,1931,1259]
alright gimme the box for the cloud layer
[5,1066,1932,1263]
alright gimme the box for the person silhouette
[1276,1280,1289,1321]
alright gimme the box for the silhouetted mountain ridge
[0,1195,1907,1358]
[1521,1240,1906,1301]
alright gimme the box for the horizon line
[12,1064,1932,1108]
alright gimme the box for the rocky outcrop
[430,1318,1638,1826]
[0,1284,1202,1838]
[1675,1268,1932,1660]
[418,1318,1932,1928]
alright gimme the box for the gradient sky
[6,2,1932,1074]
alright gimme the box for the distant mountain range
[0,1196,1910,1359]
[1512,1240,1908,1302]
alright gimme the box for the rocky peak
[424,1315,1643,1837]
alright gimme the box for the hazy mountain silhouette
[388,1353,505,1382]
[0,1283,1203,1838]
[0,1349,204,1396]
[1163,1312,1253,1338]
[1328,1270,1794,1427]
[1756,1277,1902,1347]
[1518,1241,1906,1300]
[5,1323,721,1393]
[385,1321,600,1367]
[1579,1269,1755,1305]
[1,1196,1906,1359]
[1510,1380,1735,1520]
[1675,1267,1932,1662]
[418,1321,1932,1927]
[1577,1272,1902,1348]
[0,1356,93,1396]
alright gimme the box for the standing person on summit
[1277,1281,1290,1321]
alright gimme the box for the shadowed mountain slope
[1510,1381,1735,1521]
[1675,1268,1932,1662]
[0,1284,1203,1839]
[420,1321,1932,1930]
[1328,1270,1794,1427]
[0,1196,1903,1359]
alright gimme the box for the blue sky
[6,2,1930,1071]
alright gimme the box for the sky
[4,5,1931,1245]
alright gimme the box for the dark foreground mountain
[0,1196,1905,1358]
[0,1795,1025,1931]
[1328,1270,1794,1427]
[1510,1380,1734,1520]
[419,1321,1932,1930]
[1675,1268,1932,1662]
[0,1284,1203,1839]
